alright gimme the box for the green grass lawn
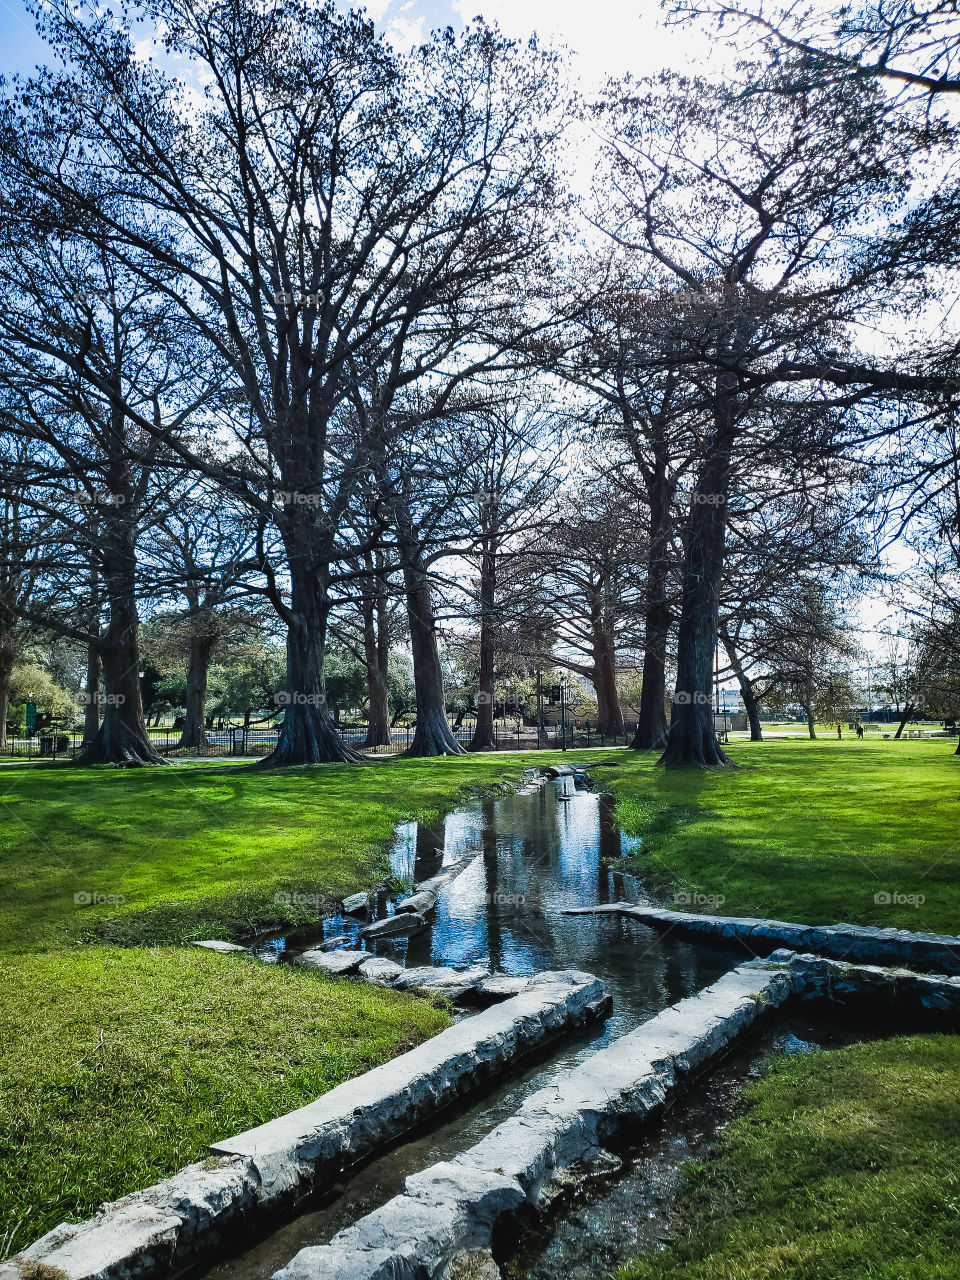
[2,740,955,951]
[0,756,533,1258]
[618,1033,960,1280]
[0,755,535,950]
[603,737,960,933]
[0,946,449,1257]
[1,740,957,1263]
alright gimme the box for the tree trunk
[362,584,392,749]
[81,552,101,746]
[590,589,625,738]
[382,480,465,758]
[82,640,101,745]
[0,653,11,753]
[805,680,817,739]
[894,703,916,739]
[80,633,166,765]
[632,600,670,750]
[179,634,214,748]
[743,679,762,741]
[78,507,164,766]
[260,556,365,766]
[403,565,466,756]
[721,630,762,741]
[658,400,736,769]
[470,546,497,750]
[399,535,465,759]
[632,481,672,751]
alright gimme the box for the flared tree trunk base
[402,711,468,758]
[77,720,167,767]
[631,715,670,752]
[258,706,367,767]
[657,722,737,770]
[363,723,392,749]
[469,718,497,751]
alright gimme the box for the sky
[0,0,729,83]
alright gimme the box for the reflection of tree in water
[597,795,621,904]
[403,917,434,967]
[403,817,446,966]
[480,800,504,973]
[487,786,572,965]
[412,817,446,884]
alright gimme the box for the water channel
[200,772,771,1280]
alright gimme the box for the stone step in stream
[272,958,793,1280]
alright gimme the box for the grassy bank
[0,755,533,950]
[601,737,959,932]
[618,1033,960,1280]
[2,742,957,1261]
[0,757,532,1256]
[1,742,955,948]
[0,946,450,1258]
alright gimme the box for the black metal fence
[0,720,634,761]
[348,722,634,755]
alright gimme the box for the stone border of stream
[269,950,960,1280]
[7,948,959,1280]
[0,972,608,1280]
[563,902,960,975]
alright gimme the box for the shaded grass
[603,738,960,932]
[0,946,450,1258]
[618,1034,960,1280]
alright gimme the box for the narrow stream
[251,773,735,1038]
[204,772,738,1280]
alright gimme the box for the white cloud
[449,0,732,87]
[385,3,427,49]
[361,0,397,20]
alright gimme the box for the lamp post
[560,676,567,752]
[536,668,544,746]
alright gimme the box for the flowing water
[204,772,740,1280]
